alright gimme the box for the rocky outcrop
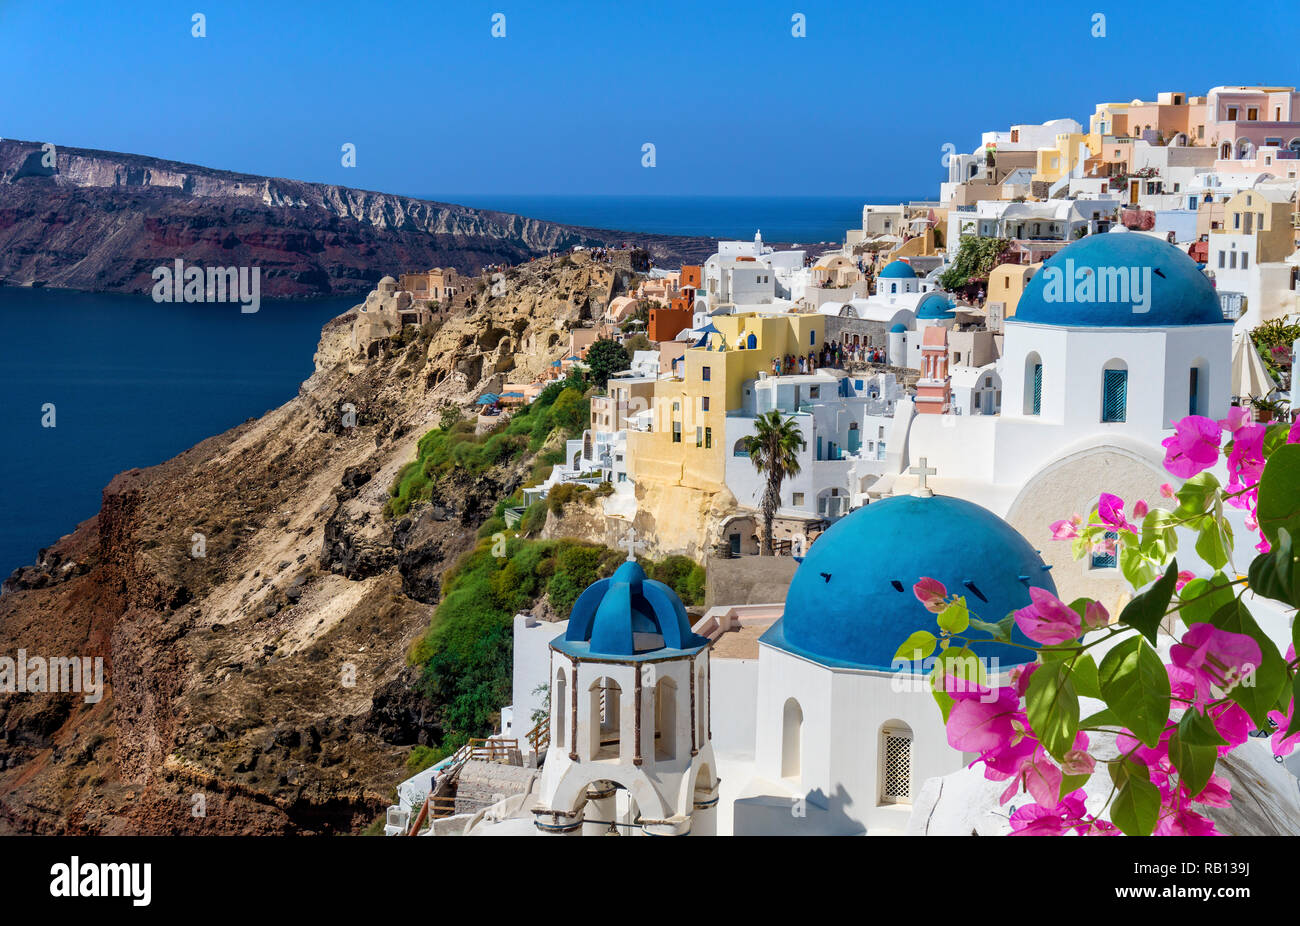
[0,251,625,834]
[0,139,718,298]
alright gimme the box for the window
[702,366,711,381]
[1227,106,1238,120]
[1025,353,1043,415]
[809,385,820,399]
[704,427,712,449]
[879,722,913,805]
[1091,530,1119,569]
[792,492,805,506]
[1242,253,1249,270]
[672,421,681,443]
[1247,107,1258,121]
[810,330,817,346]
[701,396,709,411]
[1219,251,1226,269]
[695,426,703,447]
[1189,366,1200,416]
[1101,364,1128,423]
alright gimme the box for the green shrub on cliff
[409,537,705,753]
[384,383,589,518]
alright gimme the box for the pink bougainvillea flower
[1170,665,1253,754]
[1009,789,1089,836]
[1268,703,1300,757]
[946,684,1039,782]
[1219,406,1253,434]
[1225,423,1267,503]
[1269,646,1300,758]
[1170,623,1262,702]
[1161,415,1223,479]
[1083,819,1121,836]
[1009,662,1037,698]
[1083,599,1109,631]
[1000,744,1063,807]
[1159,482,1176,499]
[1132,499,1149,520]
[1155,805,1221,836]
[1097,493,1137,533]
[913,576,947,613]
[1174,570,1196,591]
[1289,420,1300,444]
[1192,773,1233,807]
[1014,586,1083,645]
[1049,514,1082,540]
[1061,731,1096,776]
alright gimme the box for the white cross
[621,525,646,562]
[909,457,936,497]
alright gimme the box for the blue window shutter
[1091,530,1119,568]
[1102,369,1128,422]
[1188,368,1199,416]
[1032,363,1043,415]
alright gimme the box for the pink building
[1205,86,1300,159]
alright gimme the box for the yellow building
[1220,188,1297,263]
[986,262,1040,319]
[1032,132,1091,186]
[628,312,820,494]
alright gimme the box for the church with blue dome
[765,492,1051,671]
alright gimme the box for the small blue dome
[1013,233,1229,328]
[878,260,917,279]
[764,494,1054,671]
[916,292,957,319]
[559,560,708,659]
[889,323,907,333]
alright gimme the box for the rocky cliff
[0,138,717,297]
[0,252,627,834]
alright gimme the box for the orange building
[649,306,693,343]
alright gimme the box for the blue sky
[1,0,1295,198]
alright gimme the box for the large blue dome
[1012,232,1228,328]
[878,260,917,279]
[764,494,1054,671]
[558,560,707,659]
[916,291,957,319]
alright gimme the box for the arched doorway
[781,697,803,781]
[588,676,622,760]
[554,667,567,753]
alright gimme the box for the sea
[0,288,358,578]
[0,195,910,578]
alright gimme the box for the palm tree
[745,410,806,555]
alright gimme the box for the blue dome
[889,322,907,333]
[916,292,957,319]
[878,260,917,279]
[764,494,1054,671]
[1013,233,1229,328]
[559,560,708,659]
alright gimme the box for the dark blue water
[424,194,928,246]
[0,288,358,578]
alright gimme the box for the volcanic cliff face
[0,139,717,298]
[0,253,623,834]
